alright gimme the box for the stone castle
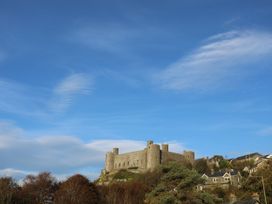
[105,140,195,173]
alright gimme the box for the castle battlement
[105,140,195,173]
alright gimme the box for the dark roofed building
[198,169,241,190]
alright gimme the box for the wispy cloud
[0,73,93,117]
[69,23,168,56]
[155,30,272,91]
[0,79,48,117]
[257,126,272,136]
[73,24,137,53]
[51,73,93,112]
[0,121,184,180]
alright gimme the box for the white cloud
[51,73,93,112]
[155,30,272,91]
[0,73,93,116]
[0,168,36,179]
[0,80,47,117]
[73,24,137,53]
[0,121,185,180]
[70,23,168,56]
[54,73,92,95]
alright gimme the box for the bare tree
[21,172,57,204]
[54,174,99,204]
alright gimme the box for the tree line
[0,159,271,204]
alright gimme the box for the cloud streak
[155,30,272,91]
[0,73,93,117]
[51,73,93,112]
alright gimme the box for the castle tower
[161,144,169,152]
[183,150,195,164]
[113,148,119,155]
[105,152,114,172]
[147,143,160,171]
[147,140,153,146]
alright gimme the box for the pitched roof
[206,169,239,177]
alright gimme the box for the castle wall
[104,141,195,173]
[113,150,147,171]
[162,151,186,163]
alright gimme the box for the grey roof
[206,169,239,177]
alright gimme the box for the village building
[198,169,241,190]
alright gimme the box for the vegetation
[0,159,271,204]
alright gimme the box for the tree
[21,172,57,204]
[218,159,231,169]
[241,160,272,203]
[194,159,211,175]
[0,177,20,204]
[54,174,99,204]
[145,162,216,204]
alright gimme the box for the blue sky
[0,0,272,180]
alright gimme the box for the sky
[0,0,272,180]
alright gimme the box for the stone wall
[113,150,147,171]
[105,140,195,173]
[162,151,186,163]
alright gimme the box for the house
[243,154,272,174]
[198,169,241,190]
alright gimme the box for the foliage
[145,162,223,204]
[231,159,255,172]
[0,159,271,204]
[0,177,20,204]
[20,172,57,204]
[218,159,231,169]
[194,159,211,175]
[241,160,272,203]
[104,181,149,204]
[112,169,138,180]
[54,174,100,204]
